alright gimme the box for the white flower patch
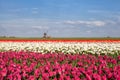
[0,41,120,55]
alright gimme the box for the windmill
[43,31,48,38]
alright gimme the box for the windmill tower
[43,32,47,38]
[43,31,51,38]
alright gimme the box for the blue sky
[0,0,120,37]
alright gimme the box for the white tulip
[0,41,120,55]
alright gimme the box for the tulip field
[0,39,120,80]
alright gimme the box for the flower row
[0,42,120,55]
[0,51,120,80]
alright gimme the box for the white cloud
[86,30,92,33]
[0,13,17,18]
[64,20,106,27]
[32,11,38,14]
[31,8,39,14]
[0,18,52,37]
[105,20,117,25]
[88,10,108,13]
[0,18,120,37]
[88,10,120,15]
[8,9,21,12]
[32,26,49,29]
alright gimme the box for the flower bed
[0,41,120,55]
[0,51,120,80]
[0,40,120,79]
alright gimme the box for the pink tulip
[7,74,13,80]
[1,68,7,77]
[34,69,40,78]
[0,51,120,80]
[92,73,101,80]
[22,71,28,77]
[28,75,35,80]
[102,75,107,80]
[85,73,91,80]
[107,72,112,78]
[16,74,22,80]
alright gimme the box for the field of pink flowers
[0,51,120,80]
[0,40,120,80]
